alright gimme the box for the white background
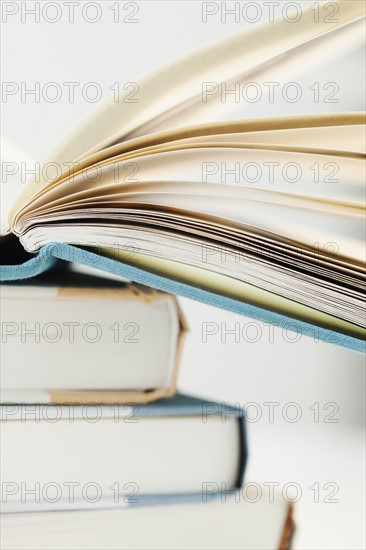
[1,1,365,549]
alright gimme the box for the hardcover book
[0,394,247,513]
[0,266,186,405]
[0,490,294,550]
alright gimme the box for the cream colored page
[9,0,366,221]
[68,113,366,175]
[13,114,366,227]
[116,17,364,144]
[16,148,364,226]
[160,125,366,154]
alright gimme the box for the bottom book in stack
[1,491,294,550]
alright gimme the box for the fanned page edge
[11,112,366,232]
[7,0,366,221]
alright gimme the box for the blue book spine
[0,242,364,353]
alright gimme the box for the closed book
[0,491,294,550]
[0,394,247,513]
[0,267,186,405]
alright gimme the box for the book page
[8,0,365,222]
[11,113,366,227]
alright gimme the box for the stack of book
[0,266,293,549]
[1,1,365,548]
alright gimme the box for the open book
[1,0,365,350]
